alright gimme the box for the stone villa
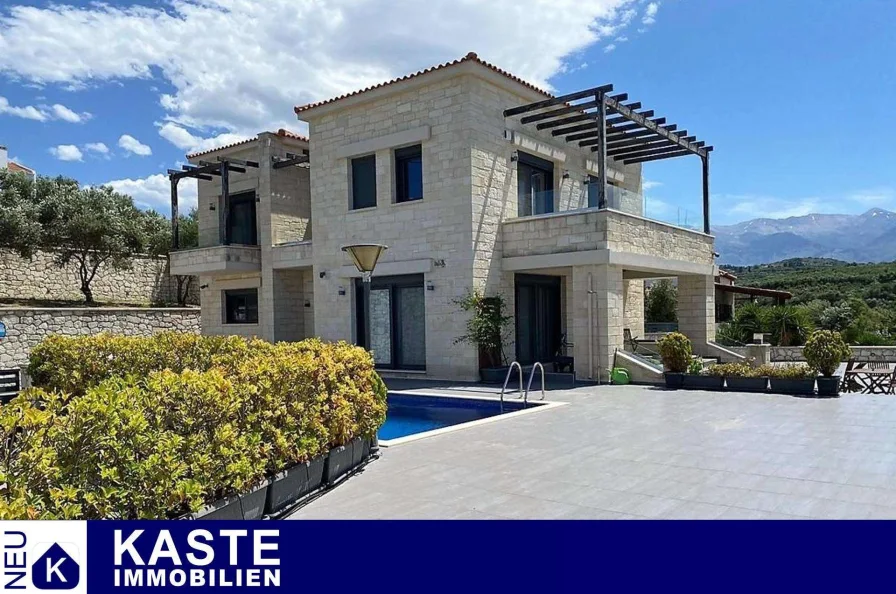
[170,52,732,382]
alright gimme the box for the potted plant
[716,362,769,393]
[454,291,512,383]
[767,363,817,396]
[658,332,692,389]
[804,330,851,398]
[682,359,725,391]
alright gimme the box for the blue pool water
[378,393,540,440]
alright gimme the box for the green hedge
[0,333,387,519]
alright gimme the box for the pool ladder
[500,361,546,409]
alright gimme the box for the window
[587,175,599,208]
[394,144,423,203]
[517,152,554,216]
[225,191,257,245]
[351,155,377,209]
[224,289,258,324]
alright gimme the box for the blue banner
[3,520,889,592]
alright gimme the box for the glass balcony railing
[516,183,704,232]
[518,189,555,217]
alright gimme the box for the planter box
[663,372,685,390]
[682,374,725,391]
[816,376,841,398]
[769,377,816,396]
[480,366,511,384]
[194,494,242,520]
[350,436,364,468]
[725,376,769,393]
[359,437,371,462]
[265,454,326,515]
[239,480,270,520]
[325,444,353,484]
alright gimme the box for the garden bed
[0,333,386,519]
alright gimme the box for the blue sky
[1,0,894,225]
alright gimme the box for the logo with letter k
[31,543,79,590]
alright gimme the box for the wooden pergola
[503,85,713,233]
[167,152,308,249]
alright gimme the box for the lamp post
[341,244,388,354]
[342,244,388,456]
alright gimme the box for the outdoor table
[843,368,893,394]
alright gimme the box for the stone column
[256,134,277,342]
[571,264,624,382]
[677,274,715,355]
[623,279,645,338]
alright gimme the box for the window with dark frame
[394,144,423,203]
[517,152,554,216]
[225,191,258,245]
[587,174,599,208]
[351,154,377,210]
[224,289,259,324]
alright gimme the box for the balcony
[272,241,313,269]
[501,208,714,276]
[169,245,262,276]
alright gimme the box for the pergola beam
[217,156,259,168]
[584,125,678,148]
[503,84,613,117]
[623,149,695,164]
[603,95,706,158]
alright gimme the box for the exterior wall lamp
[510,150,519,162]
[426,281,435,291]
[341,243,389,353]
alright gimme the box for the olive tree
[142,208,199,306]
[0,170,146,303]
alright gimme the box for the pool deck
[289,381,896,519]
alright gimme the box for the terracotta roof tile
[186,128,308,159]
[294,52,552,114]
[7,161,34,174]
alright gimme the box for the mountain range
[713,208,896,266]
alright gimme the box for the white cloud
[642,180,663,190]
[50,103,90,123]
[84,142,110,155]
[642,2,660,25]
[48,144,83,161]
[104,173,198,214]
[720,194,825,223]
[848,187,894,207]
[604,44,617,53]
[0,95,46,121]
[0,0,650,140]
[157,122,248,153]
[118,134,152,156]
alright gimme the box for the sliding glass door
[356,274,426,370]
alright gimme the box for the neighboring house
[0,145,35,180]
[170,53,724,381]
[714,269,792,322]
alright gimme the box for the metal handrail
[525,362,546,404]
[500,362,524,410]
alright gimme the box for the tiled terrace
[291,382,896,519]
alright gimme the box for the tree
[142,209,200,306]
[43,186,146,303]
[0,171,146,303]
[645,279,678,323]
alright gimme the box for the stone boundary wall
[0,307,201,369]
[0,248,198,305]
[728,345,896,363]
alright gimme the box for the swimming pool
[378,393,551,444]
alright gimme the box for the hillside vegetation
[719,258,896,346]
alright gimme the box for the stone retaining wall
[0,248,198,305]
[728,345,896,363]
[0,307,201,369]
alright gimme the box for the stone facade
[0,249,198,305]
[0,307,200,369]
[179,58,717,382]
[727,345,896,364]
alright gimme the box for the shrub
[454,291,512,368]
[804,330,851,377]
[2,334,387,519]
[687,358,703,375]
[658,332,692,373]
[704,362,752,378]
[766,305,813,346]
[753,363,816,379]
